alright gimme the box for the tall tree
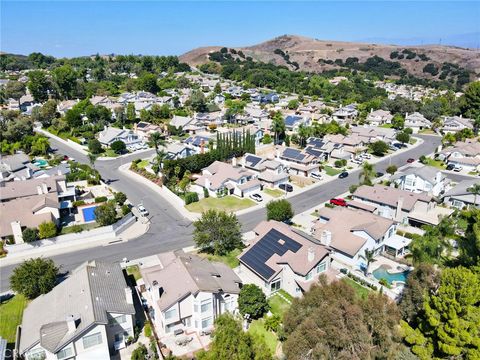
[401,267,480,359]
[27,70,52,102]
[193,210,243,255]
[5,80,26,104]
[52,64,77,99]
[238,284,270,320]
[266,199,294,222]
[271,112,285,145]
[467,183,480,208]
[149,131,165,155]
[10,258,59,299]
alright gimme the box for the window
[405,178,415,187]
[316,262,326,273]
[388,227,394,238]
[28,349,46,360]
[201,317,212,329]
[82,332,102,349]
[201,300,211,313]
[114,332,124,342]
[109,314,127,325]
[305,272,312,280]
[57,347,74,360]
[270,280,281,292]
[165,308,177,320]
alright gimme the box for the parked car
[338,171,349,179]
[249,193,263,202]
[310,172,323,180]
[330,198,347,207]
[376,172,384,177]
[137,204,149,217]
[362,153,371,159]
[389,146,398,152]
[446,163,455,171]
[406,158,415,163]
[453,165,463,172]
[279,183,293,192]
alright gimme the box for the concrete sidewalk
[1,219,149,267]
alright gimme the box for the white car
[249,193,263,202]
[310,172,323,180]
[137,204,149,217]
[453,165,463,172]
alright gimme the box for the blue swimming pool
[82,206,97,222]
[373,265,410,285]
[34,159,48,168]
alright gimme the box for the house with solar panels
[194,161,261,198]
[284,115,311,132]
[237,221,333,297]
[278,147,320,177]
[184,135,212,154]
[332,104,358,124]
[242,153,289,188]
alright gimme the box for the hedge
[184,192,199,205]
[95,196,108,203]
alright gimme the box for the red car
[406,158,415,163]
[330,198,347,207]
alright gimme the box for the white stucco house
[391,165,448,197]
[19,261,136,360]
[140,250,242,336]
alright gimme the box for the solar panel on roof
[305,147,323,157]
[246,155,262,168]
[240,229,302,280]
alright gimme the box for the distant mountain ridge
[180,34,480,80]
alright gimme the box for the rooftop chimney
[66,315,77,333]
[320,230,332,247]
[41,183,48,194]
[125,287,133,304]
[36,185,43,195]
[307,247,315,262]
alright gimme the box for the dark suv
[279,183,293,192]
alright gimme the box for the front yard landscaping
[185,196,256,213]
[198,248,242,269]
[0,294,28,344]
[422,158,445,169]
[323,165,342,176]
[126,265,142,282]
[342,277,370,299]
[268,292,292,316]
[263,188,284,198]
[136,159,149,169]
[248,318,279,355]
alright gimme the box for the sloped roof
[20,261,134,354]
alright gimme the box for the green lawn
[268,293,291,317]
[0,295,28,344]
[60,222,99,235]
[323,165,342,176]
[379,124,393,128]
[185,196,256,213]
[423,158,445,169]
[342,277,370,299]
[199,248,242,269]
[126,265,142,281]
[263,188,284,198]
[248,319,278,355]
[102,149,119,157]
[137,160,149,169]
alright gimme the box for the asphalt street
[0,134,459,292]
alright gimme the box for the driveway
[0,134,441,292]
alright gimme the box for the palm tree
[152,150,167,175]
[271,113,285,145]
[361,249,377,276]
[149,132,166,156]
[297,124,310,148]
[468,183,480,208]
[359,162,375,186]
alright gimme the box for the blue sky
[2,1,479,57]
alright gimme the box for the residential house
[194,161,261,198]
[170,115,195,132]
[140,250,242,336]
[443,179,480,209]
[440,138,480,172]
[391,165,448,197]
[404,112,432,133]
[252,93,279,104]
[441,115,474,134]
[0,175,74,203]
[133,121,164,141]
[237,220,332,297]
[278,147,320,177]
[163,143,195,160]
[352,184,453,227]
[332,104,358,123]
[18,261,136,359]
[57,100,80,116]
[0,153,32,182]
[284,115,311,132]
[244,107,269,122]
[298,100,325,113]
[366,109,393,126]
[350,126,396,144]
[184,135,211,154]
[242,154,289,188]
[311,207,402,267]
[97,126,141,147]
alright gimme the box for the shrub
[88,139,103,154]
[38,221,57,239]
[94,202,117,226]
[122,204,131,216]
[264,314,281,332]
[114,192,127,205]
[266,199,294,222]
[110,140,126,154]
[203,187,209,198]
[95,196,108,203]
[73,200,85,207]
[22,228,39,243]
[144,323,152,337]
[185,192,199,205]
[131,343,148,360]
[10,258,59,299]
[334,159,347,168]
[238,284,269,319]
[349,184,359,194]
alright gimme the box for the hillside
[180,34,480,81]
